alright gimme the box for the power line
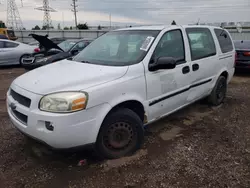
[35,0,56,29]
[6,0,23,30]
[71,0,78,28]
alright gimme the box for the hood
[13,59,128,95]
[29,34,63,52]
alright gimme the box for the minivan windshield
[73,30,160,66]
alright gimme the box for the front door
[145,29,192,121]
[0,41,7,65]
[1,41,20,65]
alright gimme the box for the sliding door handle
[192,64,199,71]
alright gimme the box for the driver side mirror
[71,49,79,55]
[149,57,176,71]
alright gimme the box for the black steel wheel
[96,108,144,159]
[208,76,227,106]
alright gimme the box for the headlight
[39,92,88,113]
[36,56,51,63]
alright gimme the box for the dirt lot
[0,67,250,188]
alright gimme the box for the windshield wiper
[80,60,91,64]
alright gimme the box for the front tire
[96,108,144,159]
[208,76,227,106]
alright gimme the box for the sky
[0,0,249,29]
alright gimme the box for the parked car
[21,37,93,70]
[234,40,250,71]
[0,34,8,39]
[0,39,37,66]
[7,25,235,159]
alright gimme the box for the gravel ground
[0,67,250,188]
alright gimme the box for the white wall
[15,29,250,43]
[15,29,109,43]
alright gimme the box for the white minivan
[7,25,235,159]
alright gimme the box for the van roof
[116,25,224,31]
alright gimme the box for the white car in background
[0,39,38,66]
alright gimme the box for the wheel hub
[104,122,134,150]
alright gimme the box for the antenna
[35,0,56,29]
[6,0,23,30]
[71,0,78,29]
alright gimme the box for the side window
[186,28,216,61]
[153,29,185,63]
[4,41,19,48]
[214,29,233,53]
[0,41,4,48]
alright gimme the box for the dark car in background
[234,40,250,71]
[28,36,65,47]
[21,34,94,70]
[0,34,8,39]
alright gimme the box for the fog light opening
[45,121,54,131]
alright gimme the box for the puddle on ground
[159,126,184,141]
[183,111,213,126]
[103,149,148,171]
[146,120,172,133]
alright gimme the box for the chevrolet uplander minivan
[7,25,235,159]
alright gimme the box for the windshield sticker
[140,36,155,51]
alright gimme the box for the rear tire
[96,108,144,159]
[208,76,227,106]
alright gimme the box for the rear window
[234,41,250,50]
[214,29,233,53]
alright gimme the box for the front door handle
[192,64,199,71]
[182,66,190,74]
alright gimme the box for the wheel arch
[104,100,146,124]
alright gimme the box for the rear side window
[186,28,216,61]
[4,41,19,48]
[214,29,233,53]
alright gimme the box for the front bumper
[7,84,111,149]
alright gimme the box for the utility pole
[6,0,23,30]
[71,0,78,29]
[35,0,56,30]
[109,13,111,29]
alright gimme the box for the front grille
[12,110,28,124]
[10,89,31,108]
